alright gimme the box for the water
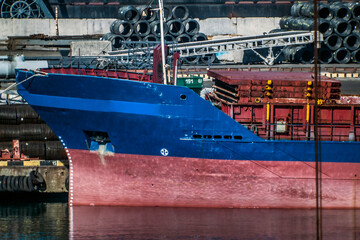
[0,202,359,240]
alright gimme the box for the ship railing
[245,122,360,142]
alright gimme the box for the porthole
[214,135,222,139]
[180,94,187,100]
[193,135,202,139]
[234,136,243,140]
[224,135,232,139]
[203,135,212,139]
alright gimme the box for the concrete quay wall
[0,17,281,40]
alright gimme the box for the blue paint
[16,70,360,163]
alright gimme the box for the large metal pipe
[167,19,185,36]
[343,33,360,51]
[164,34,176,43]
[319,19,333,37]
[117,6,140,23]
[110,20,133,37]
[164,7,173,22]
[334,47,351,64]
[176,33,191,43]
[349,19,360,32]
[192,33,208,42]
[200,54,216,64]
[280,17,302,30]
[283,45,313,63]
[143,34,159,42]
[134,20,151,37]
[150,20,169,37]
[346,2,360,21]
[136,5,156,22]
[290,2,305,17]
[183,56,200,64]
[351,49,360,62]
[318,47,334,64]
[300,2,332,20]
[330,2,351,21]
[155,7,172,22]
[283,46,301,63]
[279,17,288,29]
[331,18,352,37]
[101,33,126,50]
[299,18,314,31]
[300,46,314,64]
[172,5,189,21]
[183,19,200,36]
[125,34,142,49]
[280,17,332,37]
[324,34,342,51]
[318,3,333,20]
[300,2,314,17]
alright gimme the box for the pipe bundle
[279,1,360,64]
[0,105,67,160]
[100,5,213,64]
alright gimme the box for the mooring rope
[0,72,47,95]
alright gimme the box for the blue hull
[15,70,360,164]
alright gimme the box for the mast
[158,0,167,85]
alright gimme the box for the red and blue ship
[15,67,360,208]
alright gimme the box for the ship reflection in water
[0,203,359,239]
[70,206,360,240]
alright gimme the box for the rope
[0,72,46,95]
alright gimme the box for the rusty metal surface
[0,165,68,193]
[209,70,342,104]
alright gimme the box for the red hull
[67,149,360,208]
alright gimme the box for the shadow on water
[71,206,360,240]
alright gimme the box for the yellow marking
[306,103,310,123]
[0,162,7,167]
[23,160,40,166]
[266,103,270,122]
[56,161,65,166]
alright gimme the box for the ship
[14,58,360,208]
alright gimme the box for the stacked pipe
[101,5,214,65]
[0,104,67,160]
[279,1,360,64]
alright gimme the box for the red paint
[208,70,341,103]
[215,101,360,141]
[69,149,360,208]
[42,68,153,82]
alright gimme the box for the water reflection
[0,203,358,239]
[0,203,68,239]
[71,206,360,240]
